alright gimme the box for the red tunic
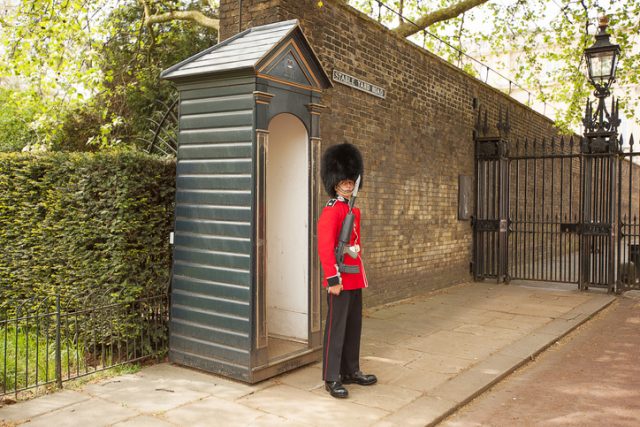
[317,197,368,290]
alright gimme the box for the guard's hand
[327,284,343,295]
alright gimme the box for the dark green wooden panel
[175,204,252,222]
[169,58,257,378]
[174,261,250,285]
[172,291,250,318]
[170,333,250,364]
[177,76,255,92]
[181,111,253,130]
[169,350,250,380]
[180,95,253,115]
[176,190,251,206]
[174,234,251,255]
[179,127,253,144]
[171,305,249,335]
[174,247,251,269]
[171,319,249,349]
[172,275,251,301]
[180,83,255,100]
[176,175,251,191]
[178,143,252,160]
[175,219,251,239]
[175,231,251,254]
[176,160,252,174]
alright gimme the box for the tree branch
[138,0,156,47]
[392,0,489,38]
[145,9,220,31]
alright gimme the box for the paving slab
[275,364,323,391]
[360,317,417,344]
[404,352,474,375]
[161,395,268,427]
[484,315,546,331]
[83,374,209,413]
[373,395,459,427]
[135,363,268,400]
[112,415,176,427]
[15,398,137,427]
[357,357,414,384]
[387,367,453,393]
[360,341,424,365]
[451,323,525,341]
[338,383,422,412]
[251,412,314,426]
[499,331,560,359]
[0,390,90,423]
[238,383,390,426]
[406,330,511,360]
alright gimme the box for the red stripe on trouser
[323,294,333,381]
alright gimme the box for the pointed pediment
[260,46,313,87]
[161,20,331,90]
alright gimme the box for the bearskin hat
[321,143,364,197]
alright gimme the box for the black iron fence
[618,136,640,291]
[0,293,169,397]
[474,109,640,292]
[508,136,582,284]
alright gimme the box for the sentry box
[161,20,332,383]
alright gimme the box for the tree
[0,0,110,149]
[0,0,218,150]
[0,87,39,151]
[348,0,640,132]
[88,3,218,150]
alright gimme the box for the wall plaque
[458,175,472,220]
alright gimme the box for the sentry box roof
[161,19,331,89]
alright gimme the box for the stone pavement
[0,281,614,427]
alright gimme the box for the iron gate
[473,108,640,293]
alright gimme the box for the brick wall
[218,0,605,306]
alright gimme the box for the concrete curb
[374,294,616,427]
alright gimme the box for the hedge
[0,152,176,311]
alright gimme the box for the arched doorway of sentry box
[264,113,310,360]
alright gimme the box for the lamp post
[579,15,621,292]
[582,16,621,153]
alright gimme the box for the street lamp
[584,16,621,96]
[582,15,621,152]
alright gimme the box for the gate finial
[496,106,511,138]
[474,105,490,137]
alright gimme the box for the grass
[0,326,84,393]
[0,324,165,397]
[61,362,141,390]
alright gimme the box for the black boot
[341,371,377,386]
[325,381,348,398]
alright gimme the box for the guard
[318,142,377,398]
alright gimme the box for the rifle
[335,175,361,274]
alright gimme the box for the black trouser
[322,289,362,382]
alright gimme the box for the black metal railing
[508,136,582,284]
[0,293,168,397]
[474,106,640,291]
[618,135,640,291]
